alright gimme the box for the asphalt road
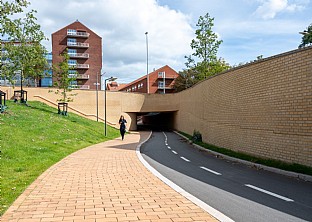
[140,131,312,222]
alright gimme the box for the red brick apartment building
[52,20,102,90]
[119,65,179,94]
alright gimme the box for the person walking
[119,115,127,140]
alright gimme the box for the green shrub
[192,130,202,142]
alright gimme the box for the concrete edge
[174,131,312,183]
[135,131,234,222]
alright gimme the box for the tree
[174,13,230,91]
[174,68,198,92]
[299,23,312,48]
[52,50,77,103]
[0,0,47,88]
[188,13,229,79]
[1,0,29,79]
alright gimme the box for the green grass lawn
[0,101,120,215]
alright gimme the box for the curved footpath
[1,132,218,222]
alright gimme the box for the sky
[27,0,311,83]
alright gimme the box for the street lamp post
[145,32,149,94]
[95,72,99,122]
[104,76,117,136]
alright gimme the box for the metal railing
[68,53,89,58]
[67,31,90,38]
[68,74,89,79]
[76,64,89,69]
[67,42,89,48]
[70,85,90,90]
[158,85,173,89]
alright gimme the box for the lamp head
[107,77,117,81]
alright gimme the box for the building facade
[119,65,179,94]
[52,20,102,90]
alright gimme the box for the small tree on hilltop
[51,50,77,115]
[174,13,230,91]
[299,23,312,48]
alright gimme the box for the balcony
[68,53,89,59]
[67,31,90,38]
[157,73,176,79]
[158,85,173,89]
[76,64,89,69]
[69,64,89,69]
[158,82,173,89]
[67,42,89,48]
[157,76,176,79]
[71,85,90,90]
[77,74,89,79]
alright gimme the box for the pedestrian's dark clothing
[119,119,127,140]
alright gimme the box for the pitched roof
[118,65,176,91]
[107,82,128,91]
[52,20,101,39]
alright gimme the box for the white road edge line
[167,146,171,149]
[200,166,222,176]
[163,131,167,139]
[181,157,190,162]
[136,131,234,222]
[172,150,178,154]
[245,184,294,202]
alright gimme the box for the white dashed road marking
[181,157,190,162]
[245,184,294,202]
[172,150,178,155]
[200,166,222,176]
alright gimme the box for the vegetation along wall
[174,46,312,167]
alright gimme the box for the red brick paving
[1,132,218,222]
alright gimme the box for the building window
[68,49,76,55]
[67,38,76,46]
[67,29,77,35]
[158,81,164,88]
[68,59,77,66]
[158,71,165,78]
[68,70,77,77]
[70,80,77,85]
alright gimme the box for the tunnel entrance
[136,111,176,131]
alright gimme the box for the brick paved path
[1,132,218,222]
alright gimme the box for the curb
[136,131,234,222]
[174,131,312,183]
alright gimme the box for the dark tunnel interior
[136,111,176,131]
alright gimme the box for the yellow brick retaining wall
[1,46,311,166]
[174,46,312,167]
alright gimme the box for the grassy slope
[0,101,120,215]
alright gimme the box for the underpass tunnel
[126,111,177,131]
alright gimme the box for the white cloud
[29,0,194,83]
[254,0,308,19]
